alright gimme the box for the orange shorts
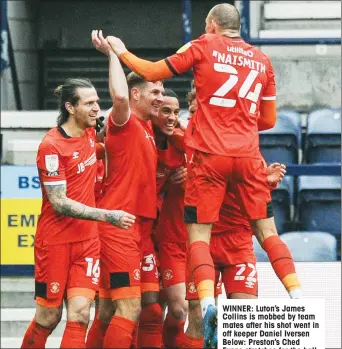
[100,217,159,299]
[35,237,100,307]
[99,219,141,300]
[140,218,159,293]
[186,228,258,299]
[184,150,273,223]
[158,242,187,288]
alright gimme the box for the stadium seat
[259,110,301,164]
[271,176,294,234]
[305,108,341,163]
[280,231,338,261]
[297,176,341,238]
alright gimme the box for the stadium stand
[41,49,193,110]
[260,1,341,39]
[252,236,269,262]
[305,108,341,163]
[259,110,301,165]
[280,231,338,262]
[253,231,338,262]
[271,175,294,234]
[297,175,341,238]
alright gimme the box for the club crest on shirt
[45,154,59,172]
[133,269,141,281]
[164,269,173,281]
[188,282,196,294]
[50,281,60,294]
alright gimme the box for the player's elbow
[264,117,276,129]
[115,94,129,105]
[50,199,66,215]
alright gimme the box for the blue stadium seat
[271,176,294,234]
[280,231,338,261]
[259,110,301,165]
[297,176,341,238]
[305,108,341,163]
[252,236,269,262]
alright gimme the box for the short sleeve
[36,141,67,186]
[262,59,276,101]
[166,37,204,75]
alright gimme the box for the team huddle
[21,3,303,349]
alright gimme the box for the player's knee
[35,305,62,330]
[67,298,92,325]
[251,217,278,244]
[141,291,159,307]
[169,298,188,321]
[116,297,141,322]
[69,304,91,325]
[98,300,115,324]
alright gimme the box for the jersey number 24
[209,63,262,114]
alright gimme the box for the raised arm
[92,30,130,126]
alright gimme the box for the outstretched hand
[105,210,136,229]
[267,162,286,186]
[91,30,112,56]
[107,36,127,56]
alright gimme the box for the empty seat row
[272,176,340,237]
[253,232,339,262]
[259,108,341,164]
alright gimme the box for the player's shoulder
[196,33,218,44]
[39,127,60,152]
[246,43,272,65]
[173,128,185,137]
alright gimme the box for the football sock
[162,312,185,348]
[21,319,52,348]
[263,236,302,298]
[86,315,109,348]
[179,333,204,349]
[103,316,136,348]
[138,303,163,348]
[189,241,215,317]
[60,321,87,348]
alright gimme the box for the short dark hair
[163,88,178,99]
[54,78,94,126]
[208,4,241,31]
[126,72,148,99]
[186,88,196,104]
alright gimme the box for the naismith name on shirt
[212,49,267,73]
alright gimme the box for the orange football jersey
[166,34,276,157]
[99,113,157,219]
[36,127,98,245]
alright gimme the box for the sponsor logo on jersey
[84,153,97,167]
[46,171,59,177]
[45,155,59,172]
